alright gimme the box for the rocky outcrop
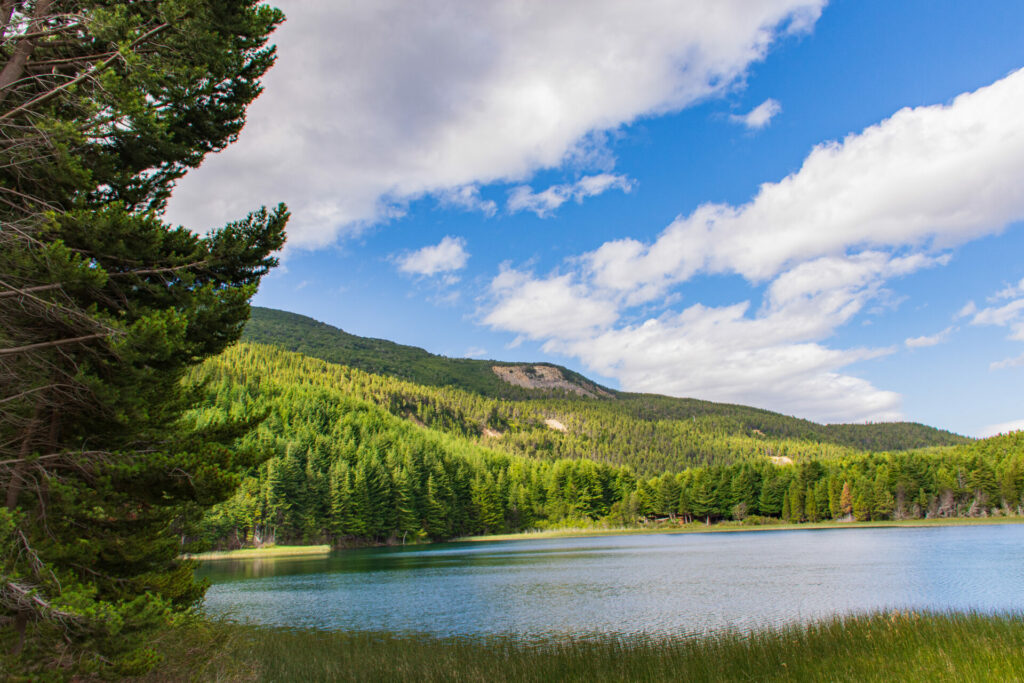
[491,364,612,399]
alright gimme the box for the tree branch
[0,21,170,122]
[0,332,112,357]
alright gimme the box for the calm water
[198,525,1024,639]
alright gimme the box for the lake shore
[187,515,1024,560]
[186,544,332,561]
[458,515,1024,543]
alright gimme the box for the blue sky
[168,0,1024,436]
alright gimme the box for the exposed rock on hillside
[492,365,613,399]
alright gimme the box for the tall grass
[143,611,1024,682]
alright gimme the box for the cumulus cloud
[954,301,978,319]
[991,353,1024,371]
[482,70,1024,423]
[978,418,1024,437]
[905,326,955,349]
[991,277,1024,301]
[395,236,469,277]
[584,68,1024,294]
[165,0,824,247]
[484,267,618,341]
[971,279,1024,368]
[436,186,497,216]
[730,98,782,129]
[971,298,1024,341]
[507,174,635,217]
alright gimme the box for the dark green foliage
[0,0,286,675]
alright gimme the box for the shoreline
[459,516,1024,542]
[186,516,1024,560]
[186,544,331,561]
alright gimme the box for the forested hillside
[190,344,1024,548]
[243,306,610,399]
[243,307,971,452]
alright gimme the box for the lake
[198,524,1024,640]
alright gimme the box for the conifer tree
[1,1,286,674]
[840,481,854,518]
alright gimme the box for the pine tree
[804,488,818,523]
[840,481,854,518]
[0,0,286,673]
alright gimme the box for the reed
[144,611,1024,682]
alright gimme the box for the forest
[191,343,1024,548]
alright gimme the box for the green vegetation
[145,611,1024,682]
[190,344,1023,550]
[1,1,286,676]
[243,306,971,453]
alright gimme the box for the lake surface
[198,525,1024,639]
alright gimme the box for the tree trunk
[0,0,54,108]
[6,400,42,510]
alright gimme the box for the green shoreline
[187,515,1024,561]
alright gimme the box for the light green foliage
[244,307,973,455]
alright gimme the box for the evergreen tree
[853,487,871,522]
[804,488,819,523]
[0,0,286,673]
[840,481,854,518]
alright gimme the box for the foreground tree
[0,0,286,675]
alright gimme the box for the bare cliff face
[491,365,613,399]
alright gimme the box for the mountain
[242,307,971,453]
[243,306,612,400]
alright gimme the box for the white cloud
[584,68,1024,294]
[954,300,977,319]
[464,346,488,358]
[484,268,618,342]
[905,326,955,349]
[971,298,1024,341]
[507,174,635,217]
[436,186,497,216]
[730,98,782,129]
[991,277,1024,301]
[482,70,1024,423]
[165,0,824,247]
[395,236,469,277]
[991,353,1024,371]
[978,418,1024,438]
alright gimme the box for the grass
[144,611,1024,682]
[461,515,1024,543]
[185,545,331,561]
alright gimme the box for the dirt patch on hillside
[769,455,794,466]
[544,418,567,432]
[492,365,611,398]
[482,427,503,438]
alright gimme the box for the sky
[167,0,1024,437]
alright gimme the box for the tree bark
[0,0,54,108]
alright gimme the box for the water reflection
[198,525,1024,639]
